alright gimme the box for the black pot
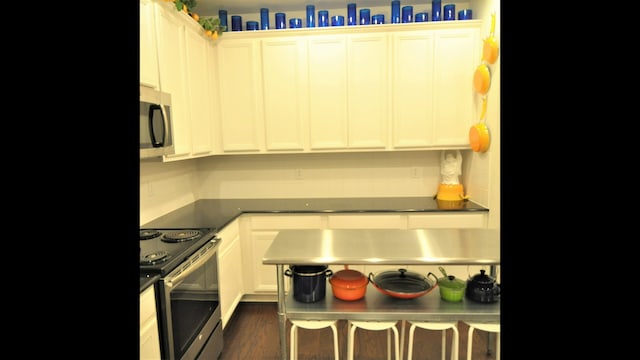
[465,269,500,303]
[285,265,333,303]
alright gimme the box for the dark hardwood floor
[219,302,497,360]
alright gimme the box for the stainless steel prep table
[263,228,500,360]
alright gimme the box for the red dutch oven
[329,265,368,301]
[369,268,439,299]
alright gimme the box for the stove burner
[162,230,202,243]
[140,250,169,265]
[140,229,161,240]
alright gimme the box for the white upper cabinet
[261,37,308,151]
[392,25,480,149]
[185,23,214,156]
[143,0,220,161]
[154,2,190,158]
[392,30,435,148]
[216,38,264,152]
[347,33,389,149]
[139,0,159,89]
[307,35,349,150]
[431,28,479,147]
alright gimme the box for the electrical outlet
[295,169,303,180]
[411,167,421,178]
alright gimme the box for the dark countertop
[140,274,160,293]
[141,197,488,231]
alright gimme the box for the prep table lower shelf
[285,285,500,322]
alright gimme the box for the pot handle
[368,273,377,286]
[427,272,439,287]
[284,269,293,277]
[324,269,334,278]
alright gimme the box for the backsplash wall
[197,151,449,198]
[140,150,485,225]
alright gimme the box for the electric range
[139,228,218,277]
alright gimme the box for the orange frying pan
[483,13,499,64]
[469,97,490,152]
[473,63,491,95]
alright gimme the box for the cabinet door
[248,215,324,295]
[184,24,213,156]
[206,40,222,154]
[307,35,348,149]
[140,285,161,360]
[347,33,388,149]
[432,28,480,146]
[155,3,190,157]
[261,37,307,151]
[218,221,244,328]
[140,0,159,89]
[391,31,435,148]
[217,39,263,152]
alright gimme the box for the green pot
[437,266,466,302]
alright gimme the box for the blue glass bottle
[415,12,428,22]
[391,1,401,24]
[275,12,286,29]
[260,8,270,30]
[318,10,329,27]
[432,0,442,21]
[231,15,242,31]
[372,14,385,24]
[218,10,228,32]
[247,21,259,31]
[306,5,315,27]
[347,3,357,26]
[359,8,371,25]
[402,6,413,23]
[443,4,455,21]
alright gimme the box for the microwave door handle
[148,104,165,147]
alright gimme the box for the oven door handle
[164,239,217,288]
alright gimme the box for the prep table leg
[486,265,497,356]
[277,264,288,360]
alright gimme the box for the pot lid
[330,269,368,288]
[372,268,434,293]
[468,269,496,285]
[438,275,466,289]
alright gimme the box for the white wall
[467,0,499,228]
[140,159,199,225]
[195,150,478,199]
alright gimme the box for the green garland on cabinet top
[169,0,227,40]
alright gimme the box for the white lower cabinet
[246,215,325,296]
[217,219,244,328]
[140,285,161,360]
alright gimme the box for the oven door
[158,240,223,360]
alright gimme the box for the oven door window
[169,254,219,359]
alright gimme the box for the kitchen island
[263,228,500,360]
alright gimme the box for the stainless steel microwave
[140,86,175,159]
